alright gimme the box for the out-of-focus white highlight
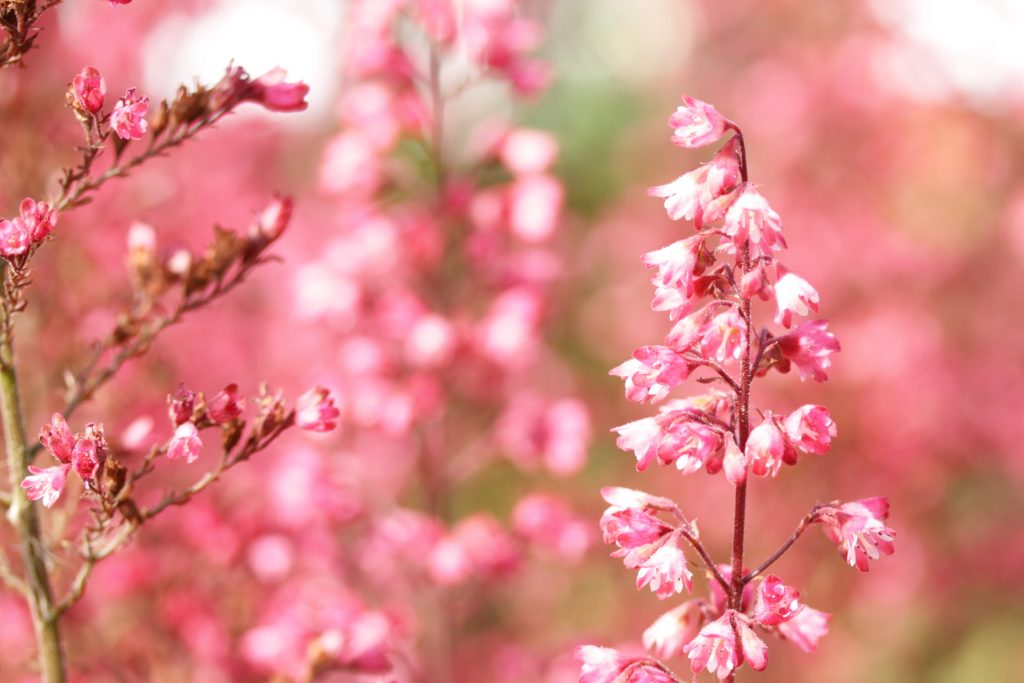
[870,0,1024,106]
[142,0,343,118]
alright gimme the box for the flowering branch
[583,96,894,682]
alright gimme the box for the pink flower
[783,404,836,455]
[0,219,30,257]
[111,88,149,140]
[778,606,831,653]
[745,416,797,478]
[774,267,820,328]
[40,413,75,464]
[71,424,106,482]
[600,486,679,512]
[18,198,57,243]
[635,536,693,598]
[575,646,673,683]
[611,416,663,471]
[818,497,895,571]
[208,384,245,424]
[72,66,106,114]
[643,601,704,659]
[167,384,196,426]
[248,67,310,112]
[251,195,293,242]
[722,435,747,486]
[600,507,673,551]
[753,575,802,626]
[658,418,723,474]
[684,611,767,680]
[699,308,747,365]
[648,166,708,223]
[739,260,772,300]
[722,184,786,257]
[777,320,840,382]
[643,237,708,300]
[21,464,70,508]
[167,422,203,464]
[295,386,341,432]
[610,346,695,403]
[668,96,729,148]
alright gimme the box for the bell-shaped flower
[817,497,895,571]
[610,346,696,403]
[777,320,840,382]
[753,575,802,627]
[643,600,704,659]
[774,267,819,328]
[783,404,836,455]
[668,96,729,148]
[21,464,70,508]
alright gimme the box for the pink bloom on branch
[753,575,802,627]
[600,507,673,550]
[722,435,747,486]
[643,600,704,659]
[111,88,148,140]
[248,67,310,112]
[252,195,293,242]
[21,464,70,508]
[668,96,729,148]
[658,418,722,474]
[610,346,695,403]
[167,384,196,426]
[208,384,245,424]
[777,320,841,382]
[72,424,106,481]
[167,422,202,464]
[778,606,831,653]
[774,267,820,328]
[643,237,707,300]
[295,386,341,432]
[648,167,708,223]
[0,219,30,257]
[19,198,57,243]
[72,66,106,114]
[40,413,75,464]
[818,497,895,571]
[784,404,836,454]
[722,184,786,257]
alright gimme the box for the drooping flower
[777,320,841,382]
[722,184,786,257]
[71,66,106,114]
[753,575,802,627]
[111,88,149,140]
[783,404,836,454]
[722,435,747,486]
[574,646,674,683]
[610,346,696,403]
[657,418,723,474]
[635,535,693,598]
[774,267,820,328]
[817,497,895,571]
[21,464,70,508]
[778,606,831,653]
[668,96,729,148]
[40,413,75,464]
[599,506,673,551]
[745,416,797,478]
[252,195,293,242]
[643,236,708,299]
[167,422,203,464]
[684,611,767,680]
[648,168,709,224]
[699,308,747,365]
[643,600,704,659]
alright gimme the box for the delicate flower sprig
[580,96,894,681]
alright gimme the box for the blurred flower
[110,88,148,140]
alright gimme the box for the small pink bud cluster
[22,414,108,508]
[0,198,58,259]
[579,96,893,682]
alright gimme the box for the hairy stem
[1,305,66,682]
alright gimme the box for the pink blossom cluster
[578,96,895,681]
[0,198,57,258]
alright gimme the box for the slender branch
[742,509,820,584]
[678,528,730,596]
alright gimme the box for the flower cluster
[578,96,895,681]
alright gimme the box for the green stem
[1,329,66,682]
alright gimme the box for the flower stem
[0,302,66,682]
